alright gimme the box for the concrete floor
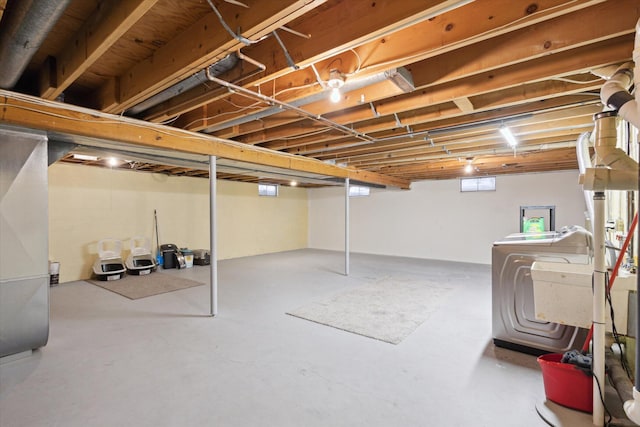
[1,249,568,426]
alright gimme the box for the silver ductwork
[0,0,71,89]
[202,67,415,133]
[127,54,240,116]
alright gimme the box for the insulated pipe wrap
[0,0,71,89]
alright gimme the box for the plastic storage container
[537,353,593,413]
[181,249,194,268]
[125,236,156,275]
[193,249,210,265]
[92,239,126,281]
[49,261,60,286]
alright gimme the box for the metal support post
[593,191,606,426]
[345,178,350,276]
[209,156,218,316]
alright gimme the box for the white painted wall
[308,171,587,264]
[49,163,308,282]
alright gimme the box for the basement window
[349,185,370,197]
[258,184,278,197]
[460,176,496,192]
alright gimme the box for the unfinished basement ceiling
[0,0,637,184]
[53,138,346,187]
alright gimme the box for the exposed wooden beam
[286,100,602,160]
[40,0,159,100]
[345,125,590,168]
[152,0,604,124]
[453,97,474,113]
[187,0,618,135]
[407,0,638,88]
[144,0,479,122]
[312,104,600,161]
[99,0,327,113]
[210,32,630,146]
[353,0,609,80]
[269,95,599,154]
[265,83,601,158]
[0,91,410,189]
[178,73,413,133]
[346,38,625,122]
[377,148,579,180]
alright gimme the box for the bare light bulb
[330,87,341,103]
[108,157,118,167]
[464,163,473,173]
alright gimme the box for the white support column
[593,191,606,427]
[209,156,218,317]
[345,178,350,276]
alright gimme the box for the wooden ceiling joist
[98,0,327,113]
[271,95,600,154]
[2,0,636,183]
[179,0,626,137]
[144,0,479,123]
[0,91,410,189]
[39,0,159,100]
[408,0,637,88]
[373,148,579,180]
[309,103,600,160]
[166,0,608,129]
[216,34,629,148]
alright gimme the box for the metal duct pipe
[127,54,239,116]
[204,67,375,144]
[202,67,414,133]
[0,0,71,89]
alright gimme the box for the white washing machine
[492,226,592,355]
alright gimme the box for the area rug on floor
[86,272,204,300]
[286,278,452,344]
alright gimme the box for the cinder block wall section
[308,171,587,265]
[48,163,308,282]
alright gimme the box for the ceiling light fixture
[327,69,344,103]
[464,159,473,174]
[107,157,118,167]
[290,180,298,187]
[499,125,518,147]
[72,153,98,161]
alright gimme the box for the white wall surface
[308,171,587,264]
[49,163,308,282]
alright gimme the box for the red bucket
[537,353,593,413]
